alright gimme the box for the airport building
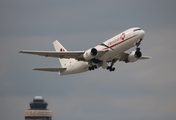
[24,96,52,120]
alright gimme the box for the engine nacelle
[128,50,142,62]
[83,48,98,60]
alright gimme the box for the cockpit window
[133,29,141,32]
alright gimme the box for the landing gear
[135,39,142,48]
[135,39,142,51]
[107,59,116,72]
[136,47,140,51]
[88,65,97,71]
[88,59,101,71]
[107,66,115,72]
[135,39,142,58]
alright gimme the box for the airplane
[20,27,151,75]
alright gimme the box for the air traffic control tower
[24,96,52,120]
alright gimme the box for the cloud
[1,0,176,37]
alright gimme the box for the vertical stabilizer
[53,40,71,67]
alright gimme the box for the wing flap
[34,68,66,72]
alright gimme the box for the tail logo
[60,48,65,52]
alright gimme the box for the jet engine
[128,50,142,62]
[83,48,98,60]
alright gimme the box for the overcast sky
[0,0,176,120]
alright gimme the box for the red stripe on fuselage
[104,34,138,50]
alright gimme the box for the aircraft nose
[139,29,145,38]
[141,29,145,35]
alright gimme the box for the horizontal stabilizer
[34,68,66,72]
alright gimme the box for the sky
[0,0,176,120]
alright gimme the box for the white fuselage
[59,27,145,75]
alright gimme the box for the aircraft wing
[20,50,108,61]
[118,52,151,62]
[20,50,84,59]
[34,68,66,72]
